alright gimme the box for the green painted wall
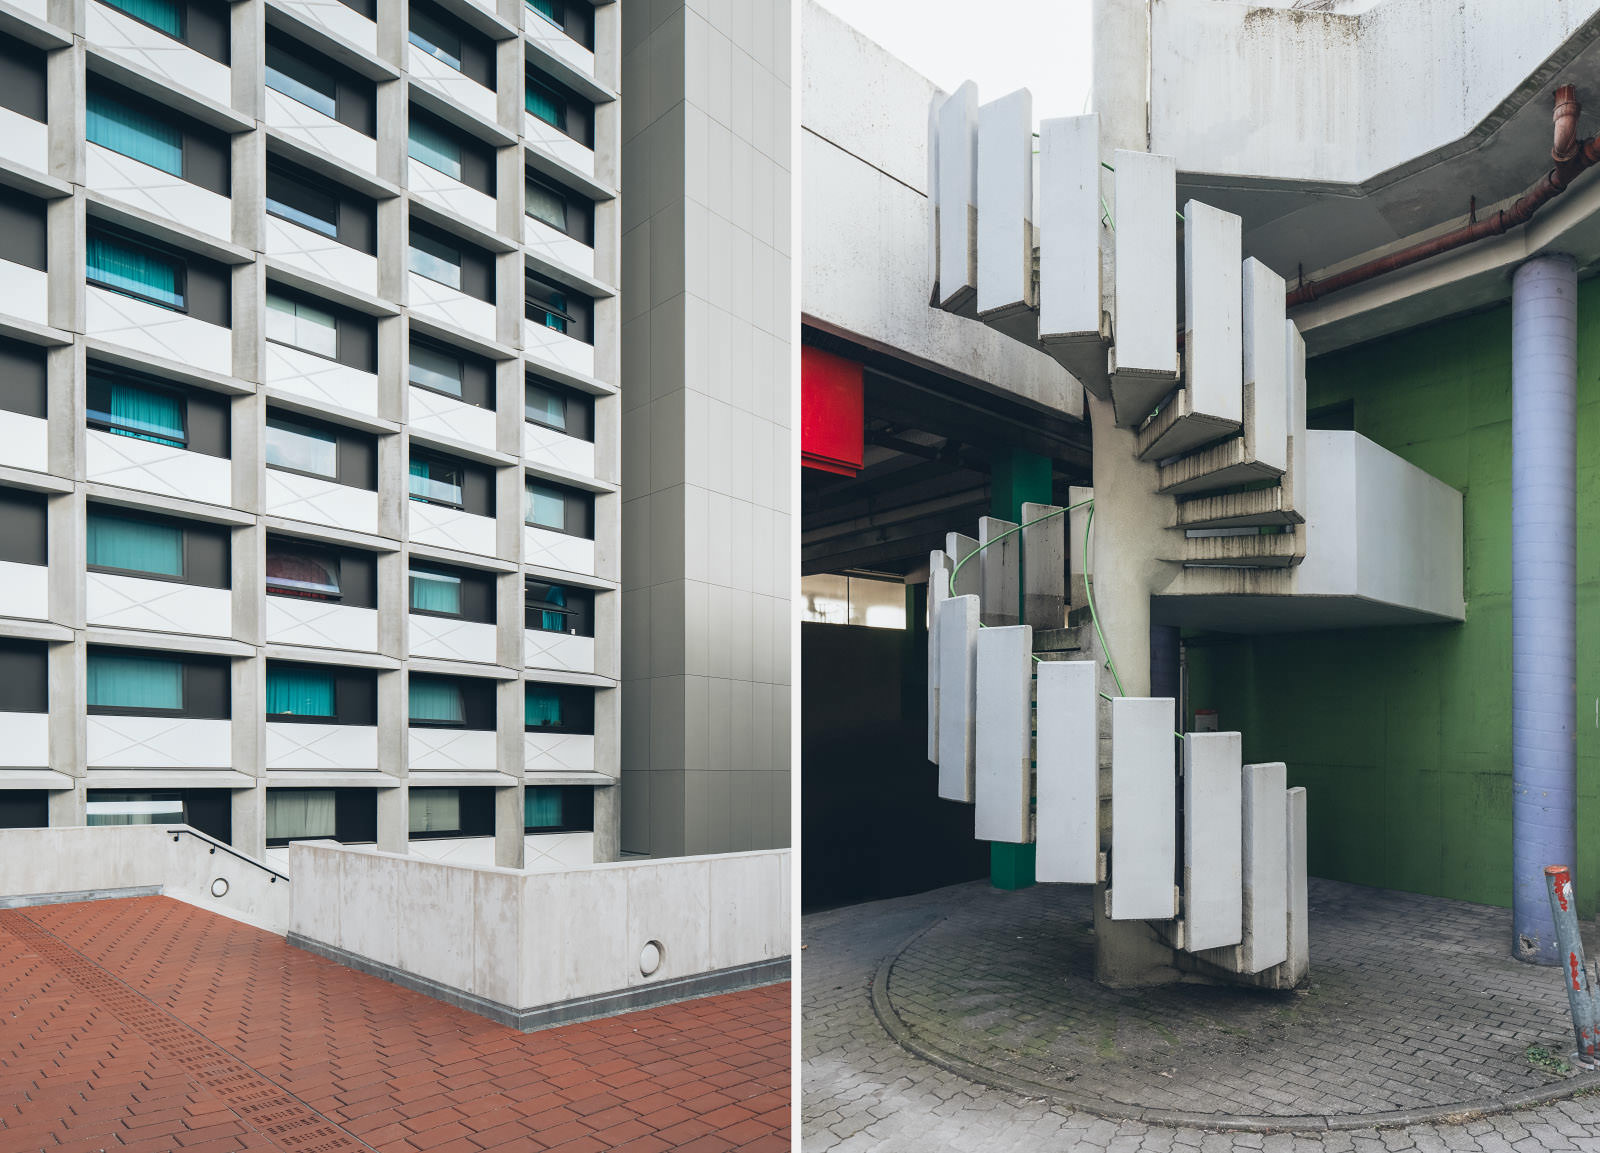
[1187,285,1600,915]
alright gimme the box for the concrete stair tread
[1180,531,1303,567]
[1174,485,1304,530]
[1136,387,1242,461]
[1158,437,1284,496]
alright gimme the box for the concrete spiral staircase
[921,85,1310,988]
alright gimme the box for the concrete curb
[868,917,1600,1133]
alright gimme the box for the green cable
[946,497,1094,601]
[1082,501,1126,697]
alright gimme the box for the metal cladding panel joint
[1035,659,1097,883]
[974,625,1034,844]
[978,516,1019,627]
[1183,201,1243,425]
[977,88,1035,321]
[1038,115,1101,342]
[1020,501,1065,631]
[1239,761,1290,973]
[1109,696,1178,921]
[937,81,980,314]
[928,549,954,764]
[1182,731,1243,952]
[946,531,980,598]
[1110,150,1178,377]
[935,595,980,803]
[1242,258,1290,474]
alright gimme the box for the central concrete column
[1510,254,1578,965]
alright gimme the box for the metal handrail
[167,827,291,884]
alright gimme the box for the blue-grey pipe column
[1511,253,1578,965]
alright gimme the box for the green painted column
[989,447,1052,891]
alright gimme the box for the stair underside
[1158,437,1284,496]
[1041,332,1111,400]
[1110,366,1180,429]
[1174,485,1303,530]
[1137,388,1241,461]
[1181,531,1301,567]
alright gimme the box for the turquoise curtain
[538,584,567,631]
[411,569,461,614]
[542,290,568,332]
[524,787,562,828]
[86,92,182,176]
[525,81,565,129]
[88,377,185,447]
[105,0,181,35]
[408,119,462,179]
[525,483,565,530]
[525,686,563,728]
[266,667,335,717]
[87,513,183,576]
[87,234,182,308]
[87,654,183,710]
[526,0,560,25]
[410,678,464,724]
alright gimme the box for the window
[526,381,566,431]
[524,478,591,536]
[86,373,185,448]
[87,652,183,710]
[87,790,184,825]
[0,791,47,830]
[266,165,338,239]
[526,377,591,439]
[266,789,335,840]
[102,0,181,38]
[266,42,336,118]
[527,581,591,635]
[525,177,566,232]
[265,543,341,600]
[524,786,592,833]
[409,229,462,289]
[524,683,592,732]
[86,90,181,176]
[408,117,462,181]
[265,291,337,359]
[525,76,566,130]
[409,6,461,71]
[409,675,464,725]
[87,511,183,578]
[87,232,184,310]
[525,272,572,333]
[265,415,338,480]
[410,342,462,398]
[0,488,46,567]
[410,567,461,615]
[409,788,460,835]
[409,454,463,508]
[265,665,334,718]
[0,640,47,714]
[526,0,561,28]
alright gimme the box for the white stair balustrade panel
[1034,660,1097,883]
[0,713,48,767]
[408,158,498,233]
[1020,502,1065,630]
[0,562,48,621]
[524,215,595,280]
[86,572,232,637]
[264,596,378,652]
[523,628,595,673]
[407,49,497,123]
[272,0,377,57]
[935,81,979,315]
[523,730,595,774]
[523,420,595,477]
[1109,696,1179,921]
[265,88,378,176]
[0,409,48,473]
[265,341,380,419]
[0,260,48,327]
[409,500,497,557]
[1109,150,1179,427]
[0,108,48,173]
[86,145,231,242]
[1242,257,1289,474]
[523,524,595,574]
[1199,761,1289,973]
[945,531,979,597]
[267,470,379,535]
[1068,485,1093,612]
[88,716,232,768]
[85,430,231,505]
[409,273,497,342]
[525,12,595,79]
[265,722,378,771]
[1280,786,1310,984]
[408,386,497,455]
[977,516,1019,627]
[85,2,230,106]
[976,88,1035,341]
[408,611,498,664]
[524,114,594,177]
[973,625,1033,844]
[408,725,497,771]
[927,548,953,763]
[935,594,979,803]
[86,287,232,377]
[524,319,596,378]
[265,216,378,299]
[926,92,940,300]
[1181,730,1243,952]
[1038,115,1107,395]
[1283,320,1308,516]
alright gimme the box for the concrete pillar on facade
[1510,253,1578,965]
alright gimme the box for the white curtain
[267,790,337,841]
[408,789,460,834]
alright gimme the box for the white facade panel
[408,725,497,771]
[407,49,498,124]
[1110,696,1178,921]
[272,0,377,56]
[407,158,498,233]
[524,115,595,177]
[1034,659,1097,884]
[523,216,595,280]
[1182,731,1243,952]
[523,628,595,674]
[409,612,498,664]
[0,562,48,622]
[264,596,379,652]
[523,320,596,378]
[975,88,1032,321]
[408,385,497,454]
[265,722,379,771]
[410,500,497,557]
[525,14,596,78]
[85,430,232,506]
[265,341,381,419]
[86,287,232,377]
[522,525,594,574]
[1242,257,1289,474]
[264,88,378,175]
[935,594,978,802]
[86,572,232,637]
[0,260,48,327]
[87,716,232,768]
[85,2,231,106]
[265,470,380,536]
[522,420,595,477]
[523,731,595,775]
[0,712,48,768]
[0,410,48,474]
[1037,115,1100,341]
[973,624,1031,844]
[87,145,231,243]
[1111,149,1178,376]
[264,216,379,299]
[0,108,47,173]
[408,273,497,341]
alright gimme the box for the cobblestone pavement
[803,881,1600,1151]
[0,895,790,1152]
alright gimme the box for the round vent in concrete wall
[639,940,663,977]
[210,877,229,899]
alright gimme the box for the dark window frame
[523,681,594,734]
[86,227,187,314]
[85,369,189,451]
[525,580,592,636]
[85,649,230,720]
[84,505,230,590]
[408,563,496,624]
[524,476,593,539]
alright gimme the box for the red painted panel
[802,345,864,477]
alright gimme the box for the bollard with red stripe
[1544,864,1598,1060]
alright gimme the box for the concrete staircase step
[1158,436,1284,496]
[1136,387,1241,461]
[1032,626,1086,655]
[1181,530,1302,567]
[1173,485,1303,530]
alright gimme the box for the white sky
[809,0,1095,126]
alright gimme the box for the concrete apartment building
[0,0,790,869]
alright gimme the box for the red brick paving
[0,896,791,1151]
